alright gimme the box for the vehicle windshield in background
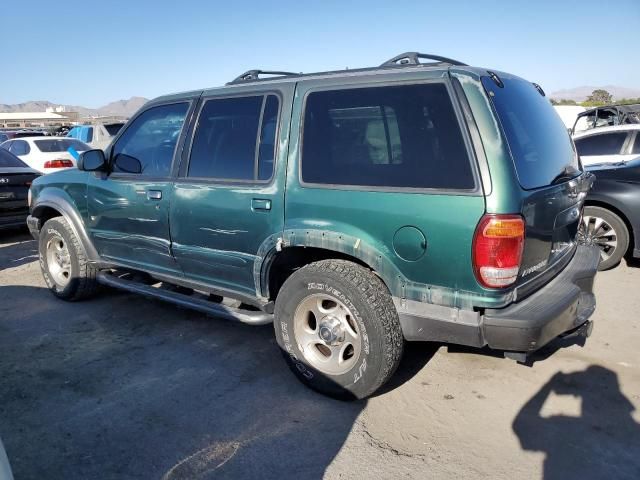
[34,139,89,153]
[0,149,29,168]
[481,75,580,189]
[105,123,125,136]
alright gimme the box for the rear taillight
[43,159,74,169]
[472,214,525,288]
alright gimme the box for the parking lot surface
[1,229,639,479]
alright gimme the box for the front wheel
[274,259,404,400]
[39,216,99,300]
[579,206,629,270]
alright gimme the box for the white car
[0,137,90,173]
[573,124,640,166]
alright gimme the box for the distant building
[0,110,79,128]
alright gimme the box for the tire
[581,206,629,271]
[273,259,404,400]
[39,216,99,300]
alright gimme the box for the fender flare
[31,189,99,261]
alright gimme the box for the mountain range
[549,86,640,102]
[0,97,149,117]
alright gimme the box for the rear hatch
[481,75,589,297]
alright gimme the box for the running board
[96,271,273,326]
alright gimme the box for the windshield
[482,75,580,189]
[0,149,28,168]
[34,139,89,153]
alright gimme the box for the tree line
[551,89,640,107]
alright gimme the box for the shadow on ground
[0,228,36,270]
[513,366,640,479]
[0,284,373,479]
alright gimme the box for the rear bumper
[482,245,599,352]
[397,245,600,354]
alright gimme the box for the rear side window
[301,83,474,190]
[482,76,580,189]
[188,94,279,181]
[575,132,627,156]
[10,140,30,156]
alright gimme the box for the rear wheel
[274,259,404,400]
[579,206,629,270]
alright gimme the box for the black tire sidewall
[584,206,629,270]
[274,265,390,400]
[39,218,82,299]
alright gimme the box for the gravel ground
[0,229,639,480]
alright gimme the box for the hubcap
[293,293,361,376]
[46,234,71,287]
[578,215,618,262]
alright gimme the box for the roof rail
[380,52,467,67]
[228,69,299,85]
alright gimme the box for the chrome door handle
[251,198,271,211]
[147,190,162,200]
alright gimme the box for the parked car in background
[0,132,8,143]
[3,130,47,140]
[0,137,89,173]
[581,157,640,270]
[0,148,40,230]
[27,52,600,400]
[66,123,125,150]
[572,104,640,134]
[573,125,640,166]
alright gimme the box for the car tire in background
[39,216,99,300]
[274,259,404,400]
[580,206,629,271]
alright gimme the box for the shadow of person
[513,366,640,480]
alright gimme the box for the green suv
[27,52,600,399]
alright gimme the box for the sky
[2,0,639,107]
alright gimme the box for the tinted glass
[11,140,30,156]
[0,149,28,168]
[482,76,579,189]
[188,95,266,180]
[34,139,89,152]
[631,133,640,154]
[112,102,189,176]
[302,83,474,189]
[0,133,8,143]
[575,132,627,156]
[258,95,279,180]
[105,123,124,136]
[14,132,45,138]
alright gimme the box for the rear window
[105,123,124,136]
[482,76,580,189]
[34,139,89,153]
[301,83,475,190]
[0,149,28,168]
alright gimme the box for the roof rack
[380,52,467,67]
[228,69,299,85]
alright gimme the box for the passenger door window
[301,83,474,190]
[575,132,628,156]
[188,94,279,181]
[111,102,189,176]
[632,133,640,155]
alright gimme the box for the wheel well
[584,200,635,255]
[33,206,63,226]
[266,247,372,301]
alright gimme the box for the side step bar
[97,271,273,326]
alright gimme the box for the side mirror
[114,154,142,174]
[78,149,106,171]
